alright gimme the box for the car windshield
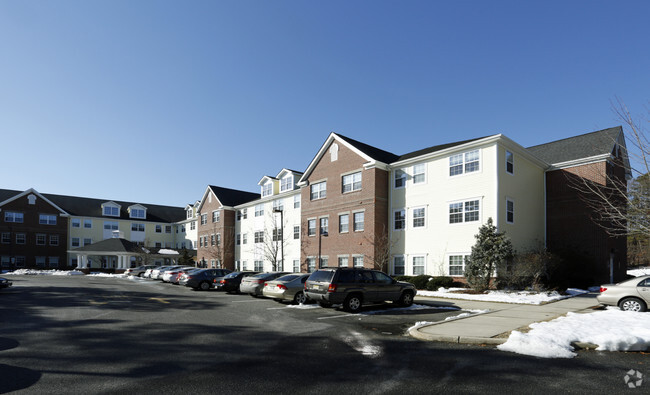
[275,274,299,282]
[224,272,243,279]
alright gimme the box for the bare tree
[569,98,650,237]
[260,211,288,271]
[202,224,235,268]
[364,224,399,273]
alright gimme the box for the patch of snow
[157,249,179,255]
[497,308,650,358]
[444,309,491,321]
[286,303,321,309]
[417,288,577,305]
[87,272,119,277]
[5,269,84,276]
[628,267,650,277]
[341,330,382,358]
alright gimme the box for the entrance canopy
[69,238,182,270]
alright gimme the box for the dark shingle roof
[336,134,401,164]
[0,189,186,223]
[208,185,259,207]
[397,136,492,161]
[526,126,622,165]
[71,238,145,253]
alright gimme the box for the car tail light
[327,283,337,292]
[220,279,226,284]
[277,284,287,290]
[600,287,607,293]
[252,280,264,284]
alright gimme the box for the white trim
[0,188,69,216]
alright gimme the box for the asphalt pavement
[410,293,601,345]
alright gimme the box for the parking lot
[1,274,646,394]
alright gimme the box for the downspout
[495,145,499,230]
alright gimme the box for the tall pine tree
[465,218,513,292]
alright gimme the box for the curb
[408,327,507,345]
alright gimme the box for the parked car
[0,277,12,289]
[180,268,232,290]
[162,266,196,283]
[240,272,290,297]
[124,265,157,277]
[143,267,160,278]
[215,271,260,293]
[304,267,417,312]
[151,266,181,280]
[597,275,650,312]
[169,267,203,285]
[263,273,310,304]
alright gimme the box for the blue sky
[1,0,649,206]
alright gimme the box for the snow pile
[498,309,650,358]
[407,309,490,331]
[417,287,584,305]
[5,269,84,276]
[87,272,120,277]
[628,267,650,277]
[157,249,179,255]
[362,303,457,315]
[286,303,321,309]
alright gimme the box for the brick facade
[197,194,236,270]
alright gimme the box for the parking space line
[231,299,266,303]
[317,313,361,320]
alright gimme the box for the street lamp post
[273,208,284,271]
[318,227,328,269]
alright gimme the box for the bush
[393,275,454,290]
[426,276,454,291]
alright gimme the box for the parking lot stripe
[317,313,361,320]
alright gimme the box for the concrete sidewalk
[409,293,601,345]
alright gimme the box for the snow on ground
[4,269,85,276]
[407,309,490,332]
[498,308,650,358]
[416,287,588,305]
[628,267,650,277]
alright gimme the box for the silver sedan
[262,273,310,304]
[597,275,650,312]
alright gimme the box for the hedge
[394,275,455,290]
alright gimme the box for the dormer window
[280,175,293,192]
[128,205,147,219]
[262,182,273,197]
[187,209,193,219]
[102,202,121,217]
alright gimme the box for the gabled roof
[335,133,401,164]
[396,136,492,162]
[204,185,259,208]
[526,126,623,165]
[0,188,69,215]
[70,238,146,254]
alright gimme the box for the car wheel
[137,273,144,278]
[398,291,414,307]
[293,291,307,305]
[199,281,210,291]
[318,301,332,308]
[619,297,647,312]
[343,295,362,313]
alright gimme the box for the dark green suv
[304,268,416,312]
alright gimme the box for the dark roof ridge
[396,135,494,162]
[526,126,622,150]
[334,133,401,164]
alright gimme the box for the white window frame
[293,195,301,209]
[353,255,364,268]
[449,149,480,177]
[281,175,293,192]
[412,163,426,184]
[448,254,469,276]
[412,207,426,228]
[353,211,364,232]
[342,171,362,193]
[4,211,23,223]
[36,234,46,245]
[412,255,425,275]
[84,219,92,229]
[394,209,406,231]
[255,204,264,217]
[71,218,81,228]
[307,219,316,236]
[394,169,406,189]
[449,199,481,224]
[262,182,273,197]
[339,213,349,233]
[39,214,57,225]
[506,150,514,175]
[338,256,349,267]
[393,255,405,276]
[310,181,327,200]
[506,198,515,224]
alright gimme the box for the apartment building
[234,169,303,272]
[0,188,193,270]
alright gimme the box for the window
[36,234,46,245]
[272,228,282,242]
[72,219,81,228]
[102,222,118,231]
[310,181,326,200]
[16,233,26,244]
[293,195,301,209]
[15,256,25,267]
[187,209,193,219]
[394,210,406,230]
[506,150,514,174]
[254,261,264,271]
[353,256,364,267]
[1,233,10,244]
[83,238,92,246]
[49,257,59,268]
[4,211,23,223]
[353,212,364,232]
[132,223,145,232]
[394,169,406,188]
[130,208,145,219]
[449,149,480,176]
[319,256,328,268]
[236,234,241,245]
[339,214,349,233]
[254,231,264,243]
[155,242,162,248]
[50,235,59,246]
[319,218,328,235]
[342,172,362,193]
[71,238,80,247]
[307,258,316,273]
[281,176,293,192]
[36,256,46,267]
[241,208,248,220]
[210,234,215,246]
[217,233,221,246]
[412,207,426,228]
[255,204,264,217]
[338,256,349,267]
[262,183,273,197]
[190,221,196,230]
[201,214,208,225]
[155,225,162,233]
[506,199,514,223]
[212,211,220,222]
[273,199,284,211]
[449,200,480,223]
[449,255,467,276]
[293,260,300,272]
[242,233,248,245]
[39,214,57,225]
[293,226,300,240]
[103,206,119,216]
[412,256,425,275]
[1,256,10,267]
[84,219,92,228]
[393,256,405,275]
[308,219,316,236]
[165,226,172,234]
[413,164,426,184]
